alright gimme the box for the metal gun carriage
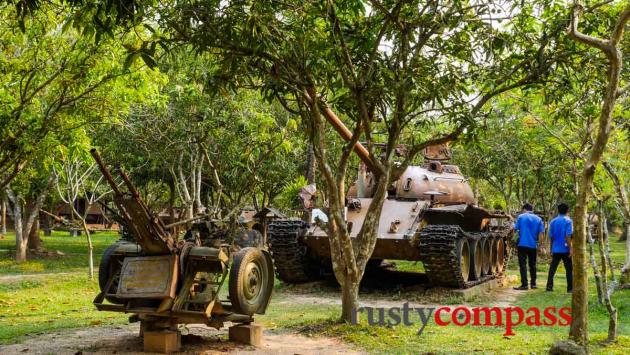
[90,149,274,333]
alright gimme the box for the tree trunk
[602,162,629,282]
[1,194,6,235]
[252,194,260,211]
[194,160,203,214]
[597,208,617,342]
[71,207,94,279]
[305,143,316,184]
[622,222,630,286]
[8,191,48,262]
[168,178,177,234]
[587,224,603,305]
[28,217,42,250]
[570,185,590,346]
[328,173,389,323]
[567,3,629,347]
[81,219,94,280]
[12,199,27,262]
[341,278,360,322]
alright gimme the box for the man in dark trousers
[513,203,545,290]
[546,203,573,293]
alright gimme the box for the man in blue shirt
[513,203,545,290]
[546,203,573,293]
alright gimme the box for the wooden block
[144,329,181,353]
[229,323,262,347]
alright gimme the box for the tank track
[268,219,319,283]
[418,225,508,289]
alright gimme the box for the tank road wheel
[481,238,492,276]
[494,238,506,274]
[458,238,471,282]
[469,238,483,281]
[489,239,499,274]
[229,247,274,316]
[418,225,472,288]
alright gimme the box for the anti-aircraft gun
[268,105,513,288]
[91,149,274,333]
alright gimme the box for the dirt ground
[0,268,521,355]
[0,284,521,355]
[0,323,362,355]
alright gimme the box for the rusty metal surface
[394,166,475,204]
[302,92,376,171]
[117,255,178,299]
[91,149,273,329]
[424,204,510,231]
[305,199,429,260]
[267,104,514,288]
[346,199,430,240]
[305,234,422,260]
[91,149,176,255]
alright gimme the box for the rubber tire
[98,242,125,304]
[229,247,273,316]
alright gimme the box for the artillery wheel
[229,247,273,316]
[98,242,126,304]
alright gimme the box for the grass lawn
[259,239,630,354]
[0,231,120,275]
[0,231,628,354]
[0,231,127,344]
[0,274,129,344]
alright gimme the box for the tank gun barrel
[303,92,376,171]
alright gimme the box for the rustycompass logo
[352,303,572,336]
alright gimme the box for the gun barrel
[116,167,140,198]
[90,149,122,195]
[303,92,376,171]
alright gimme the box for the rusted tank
[268,106,513,288]
[90,150,274,333]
